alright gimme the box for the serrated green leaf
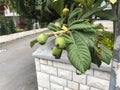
[100,44,112,64]
[94,23,104,30]
[67,31,91,73]
[80,6,106,19]
[69,2,76,13]
[94,10,117,21]
[52,0,64,16]
[91,48,102,67]
[68,8,82,23]
[80,31,96,40]
[69,23,97,31]
[89,42,102,67]
[30,39,38,48]
[87,0,95,8]
[69,19,87,27]
[48,23,60,31]
[62,34,73,44]
[86,39,102,67]
[93,0,104,8]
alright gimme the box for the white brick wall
[41,64,57,76]
[51,83,63,90]
[37,72,50,89]
[50,76,67,86]
[64,87,72,90]
[68,81,79,90]
[53,62,76,72]
[48,61,53,66]
[90,87,101,90]
[94,70,110,80]
[44,88,48,90]
[73,73,86,84]
[80,84,89,90]
[85,69,94,76]
[35,58,110,90]
[35,58,41,71]
[38,87,43,90]
[40,59,48,65]
[87,76,109,90]
[58,69,72,80]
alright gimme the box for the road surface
[0,34,40,90]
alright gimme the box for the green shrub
[25,19,33,30]
[0,16,16,35]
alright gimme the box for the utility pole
[109,1,120,90]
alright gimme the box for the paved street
[0,34,40,90]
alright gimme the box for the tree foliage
[28,0,117,73]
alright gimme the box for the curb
[0,28,48,44]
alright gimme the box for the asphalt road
[0,34,40,90]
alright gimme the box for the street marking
[0,49,7,54]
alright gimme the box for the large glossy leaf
[91,48,102,67]
[67,31,91,73]
[62,34,73,44]
[80,6,106,19]
[48,23,61,31]
[69,19,88,27]
[94,10,117,21]
[87,0,95,8]
[52,0,64,16]
[88,40,102,67]
[69,2,76,12]
[100,44,112,64]
[68,8,82,23]
[69,23,101,31]
[93,0,104,8]
[80,31,96,40]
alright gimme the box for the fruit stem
[47,30,71,37]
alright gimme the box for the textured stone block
[37,72,49,89]
[35,58,41,71]
[87,76,109,90]
[80,84,89,90]
[68,81,79,90]
[41,64,57,76]
[40,59,48,64]
[64,87,72,90]
[73,73,86,84]
[85,69,94,76]
[38,87,43,90]
[94,70,110,80]
[50,76,67,86]
[53,62,76,71]
[48,61,53,66]
[58,69,72,80]
[44,88,48,90]
[51,83,63,90]
[90,87,101,90]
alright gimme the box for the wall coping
[0,28,48,44]
[33,37,111,72]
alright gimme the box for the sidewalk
[0,28,48,44]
